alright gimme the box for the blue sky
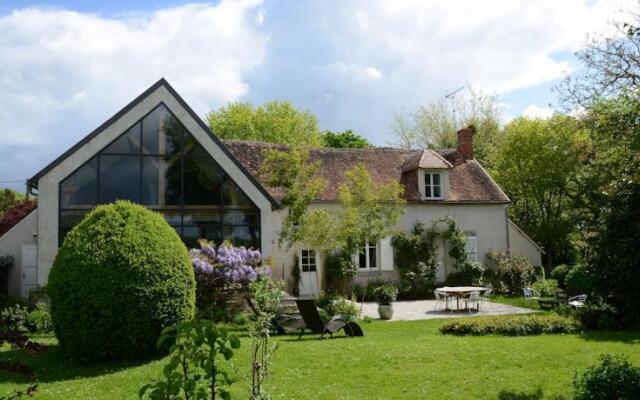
[0,0,635,191]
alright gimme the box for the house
[0,79,543,298]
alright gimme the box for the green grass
[1,319,639,399]
[490,294,544,310]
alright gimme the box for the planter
[378,304,394,320]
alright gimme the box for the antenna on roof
[445,86,465,130]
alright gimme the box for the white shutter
[379,237,394,271]
[465,235,478,261]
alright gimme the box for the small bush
[373,284,398,305]
[323,250,357,294]
[575,302,620,331]
[439,314,581,336]
[550,264,571,289]
[48,201,195,360]
[532,279,559,297]
[484,252,536,294]
[334,296,359,321]
[574,354,640,400]
[0,304,29,331]
[26,309,53,333]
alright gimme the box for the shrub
[26,309,53,333]
[484,252,536,294]
[373,284,398,305]
[314,292,359,321]
[353,280,386,302]
[0,199,37,238]
[48,201,195,360]
[439,314,581,336]
[190,240,267,322]
[446,261,484,286]
[532,279,559,297]
[565,263,592,296]
[574,301,620,331]
[334,295,359,321]
[574,354,640,400]
[550,264,571,289]
[0,304,29,331]
[392,223,438,298]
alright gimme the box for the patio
[358,299,535,321]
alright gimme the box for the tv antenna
[445,86,465,130]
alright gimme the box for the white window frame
[424,172,443,200]
[299,249,317,272]
[357,242,378,270]
[465,235,478,262]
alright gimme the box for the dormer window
[425,172,442,199]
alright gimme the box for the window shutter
[465,235,478,261]
[379,237,394,271]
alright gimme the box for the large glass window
[58,104,261,249]
[424,172,442,199]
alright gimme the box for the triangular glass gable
[59,104,260,249]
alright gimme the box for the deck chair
[295,299,364,339]
[245,297,306,335]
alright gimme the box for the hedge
[439,314,581,336]
[48,201,195,360]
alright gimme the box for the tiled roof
[402,149,453,171]
[222,140,510,204]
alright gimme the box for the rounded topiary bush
[48,201,195,360]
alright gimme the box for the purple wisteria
[190,240,269,284]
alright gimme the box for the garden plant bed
[1,318,639,399]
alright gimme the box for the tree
[206,100,323,146]
[0,188,24,218]
[389,88,501,164]
[321,129,371,148]
[487,115,588,269]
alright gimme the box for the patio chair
[523,287,541,301]
[295,299,363,339]
[463,291,481,313]
[246,297,306,335]
[481,287,492,308]
[568,294,587,309]
[433,290,449,311]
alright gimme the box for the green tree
[389,88,501,165]
[321,129,371,148]
[0,188,24,217]
[207,100,323,146]
[488,115,588,269]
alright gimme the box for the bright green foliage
[48,201,195,360]
[488,115,588,268]
[439,314,581,336]
[323,250,357,293]
[321,130,371,148]
[0,188,24,218]
[373,284,398,305]
[531,279,559,298]
[484,251,537,294]
[259,146,326,249]
[391,223,438,297]
[249,279,285,399]
[574,354,640,400]
[139,319,241,400]
[207,100,323,147]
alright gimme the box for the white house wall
[0,210,37,297]
[508,219,543,266]
[36,85,274,286]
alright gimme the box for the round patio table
[436,286,488,311]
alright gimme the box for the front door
[298,249,319,297]
[21,244,38,298]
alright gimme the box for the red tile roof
[222,140,510,204]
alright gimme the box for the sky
[0,0,636,191]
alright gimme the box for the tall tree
[488,116,588,269]
[321,129,371,148]
[207,100,323,146]
[389,88,501,164]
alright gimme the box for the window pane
[425,185,432,198]
[59,210,89,245]
[432,173,441,185]
[223,179,253,207]
[368,244,377,269]
[103,123,140,154]
[223,225,260,248]
[142,104,184,156]
[433,185,441,198]
[98,155,141,203]
[60,157,98,208]
[223,210,258,226]
[425,173,431,185]
[183,157,225,205]
[183,212,222,225]
[184,136,210,158]
[359,248,367,269]
[142,156,181,206]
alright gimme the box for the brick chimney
[456,127,475,160]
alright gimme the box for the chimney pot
[456,127,474,160]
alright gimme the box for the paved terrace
[358,300,535,321]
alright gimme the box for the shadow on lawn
[0,344,162,385]
[498,387,566,400]
[578,330,640,344]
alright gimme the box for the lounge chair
[568,294,587,309]
[245,297,306,335]
[295,299,364,339]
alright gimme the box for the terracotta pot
[378,304,393,320]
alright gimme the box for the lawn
[2,319,639,399]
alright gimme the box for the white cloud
[523,104,555,119]
[0,0,266,147]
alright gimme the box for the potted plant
[373,284,398,320]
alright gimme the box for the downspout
[505,207,511,261]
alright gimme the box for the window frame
[424,172,443,200]
[299,249,317,272]
[58,102,261,249]
[357,241,378,270]
[465,234,478,262]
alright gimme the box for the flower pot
[378,304,394,320]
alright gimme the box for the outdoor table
[436,286,488,311]
[538,297,561,310]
